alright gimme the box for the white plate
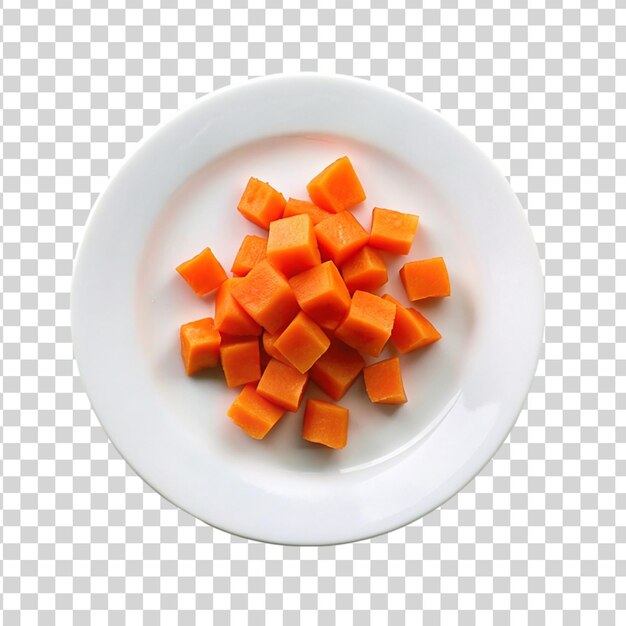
[72,74,543,545]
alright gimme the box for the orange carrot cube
[180,317,221,375]
[176,247,227,296]
[334,290,396,357]
[340,246,388,294]
[283,197,333,225]
[237,177,286,229]
[302,399,349,449]
[227,384,286,439]
[314,210,370,266]
[363,357,407,404]
[215,278,262,336]
[310,338,365,401]
[256,358,308,412]
[400,257,450,300]
[306,156,366,213]
[369,207,419,255]
[262,329,290,365]
[273,311,330,373]
[266,214,321,277]
[230,260,299,333]
[382,294,441,352]
[288,261,351,331]
[231,235,267,277]
[220,337,261,388]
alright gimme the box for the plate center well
[136,134,479,474]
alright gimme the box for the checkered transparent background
[1,1,624,624]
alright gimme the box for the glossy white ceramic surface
[72,74,543,545]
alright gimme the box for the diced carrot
[369,207,419,255]
[408,309,442,342]
[220,337,261,388]
[227,384,286,439]
[340,245,388,294]
[231,235,267,277]
[266,214,321,277]
[309,338,365,401]
[400,257,451,300]
[382,294,441,352]
[334,290,396,357]
[237,177,286,229]
[256,358,308,412]
[363,357,407,404]
[215,278,262,337]
[302,399,349,449]
[314,210,370,266]
[176,247,227,296]
[306,156,366,213]
[288,261,351,331]
[262,329,290,365]
[180,317,221,375]
[273,311,330,373]
[283,197,333,225]
[230,260,299,333]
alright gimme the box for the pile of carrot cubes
[177,156,450,449]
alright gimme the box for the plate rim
[72,73,544,545]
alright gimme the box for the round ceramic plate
[72,74,543,545]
